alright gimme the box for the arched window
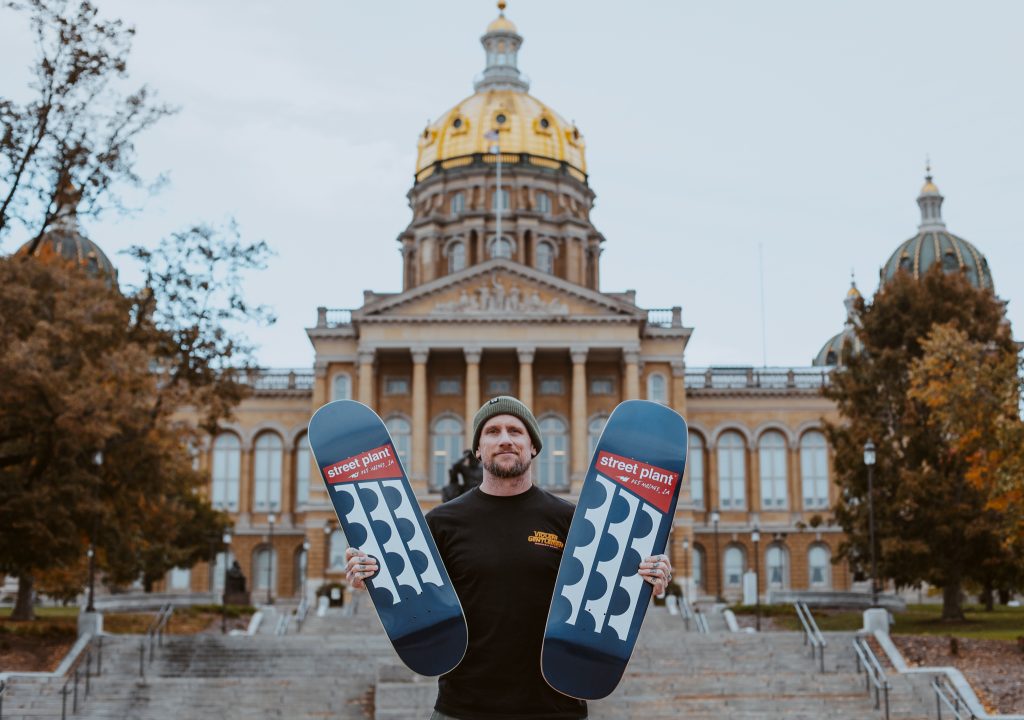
[492,189,510,211]
[431,416,464,490]
[536,241,554,274]
[688,433,705,508]
[647,373,667,404]
[332,374,351,401]
[329,529,347,571]
[587,415,607,465]
[800,431,829,509]
[253,546,277,594]
[536,191,551,214]
[490,235,512,259]
[253,433,283,512]
[536,416,569,490]
[211,433,241,511]
[758,431,788,510]
[692,544,706,592]
[451,192,465,216]
[717,431,746,510]
[766,544,789,590]
[448,241,466,273]
[808,544,831,588]
[169,567,191,591]
[294,434,310,507]
[386,416,412,469]
[211,550,235,593]
[724,545,746,587]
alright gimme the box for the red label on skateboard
[595,450,678,513]
[323,444,400,483]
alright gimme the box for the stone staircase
[0,607,935,720]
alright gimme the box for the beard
[483,454,532,479]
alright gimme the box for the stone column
[357,347,375,409]
[623,347,641,400]
[670,360,687,416]
[570,346,588,491]
[517,347,535,410]
[313,360,328,406]
[411,347,430,489]
[464,347,482,447]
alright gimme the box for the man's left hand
[639,554,673,598]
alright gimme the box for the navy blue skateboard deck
[308,400,467,676]
[542,400,687,699]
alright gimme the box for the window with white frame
[253,433,283,512]
[386,416,411,468]
[724,546,746,587]
[766,544,789,589]
[536,191,551,214]
[490,235,512,259]
[536,241,554,274]
[536,416,569,490]
[451,192,465,216]
[717,431,746,510]
[437,377,462,395]
[384,376,410,396]
[448,241,466,273]
[211,433,241,511]
[253,546,277,592]
[431,416,464,490]
[329,529,347,571]
[294,546,308,594]
[587,415,608,462]
[169,567,191,591]
[647,373,667,404]
[332,374,351,401]
[758,431,788,510]
[486,377,512,395]
[692,545,705,591]
[800,431,829,509]
[808,544,831,588]
[295,434,310,506]
[688,433,705,508]
[589,377,614,395]
[538,377,564,395]
[492,189,510,211]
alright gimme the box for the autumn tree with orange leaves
[825,268,1022,621]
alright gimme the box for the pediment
[357,260,640,322]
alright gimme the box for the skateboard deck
[542,400,687,700]
[308,400,467,676]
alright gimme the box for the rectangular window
[589,378,614,395]
[538,377,564,395]
[384,377,410,396]
[486,377,512,395]
[437,377,462,395]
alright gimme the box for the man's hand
[639,554,673,598]
[345,547,379,590]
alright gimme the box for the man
[346,396,673,720]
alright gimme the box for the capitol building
[25,3,997,605]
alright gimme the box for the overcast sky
[2,1,1022,370]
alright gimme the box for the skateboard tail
[541,638,625,700]
[392,614,469,677]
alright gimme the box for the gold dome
[416,89,586,175]
[487,14,517,33]
[921,178,940,195]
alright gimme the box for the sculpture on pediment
[432,275,568,315]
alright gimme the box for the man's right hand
[345,547,379,590]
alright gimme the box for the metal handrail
[678,595,694,631]
[0,678,6,719]
[853,635,891,720]
[793,601,827,672]
[932,674,976,720]
[59,634,103,720]
[139,604,173,677]
[295,596,310,632]
[694,610,709,634]
[274,613,290,635]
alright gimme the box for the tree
[0,0,174,247]
[825,268,1020,621]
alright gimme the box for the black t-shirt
[426,485,587,720]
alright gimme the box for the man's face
[478,414,535,479]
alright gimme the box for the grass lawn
[732,603,1024,640]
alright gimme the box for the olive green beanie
[472,396,543,455]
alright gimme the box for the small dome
[16,228,118,282]
[487,0,516,32]
[813,326,862,367]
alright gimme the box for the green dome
[813,280,863,367]
[880,171,993,291]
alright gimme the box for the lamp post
[324,522,333,576]
[87,450,102,613]
[682,538,690,602]
[711,509,723,602]
[221,528,232,634]
[266,513,275,605]
[863,439,878,606]
[751,526,761,631]
[301,539,311,603]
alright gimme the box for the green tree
[0,0,174,247]
[825,268,1019,621]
